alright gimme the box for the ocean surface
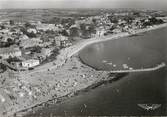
[25,27,167,116]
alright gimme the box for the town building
[60,40,72,48]
[19,35,29,41]
[27,28,37,34]
[22,59,39,68]
[96,27,106,37]
[54,35,72,48]
[41,48,53,57]
[0,47,22,59]
[20,38,43,49]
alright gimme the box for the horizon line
[0,7,165,11]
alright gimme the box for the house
[112,28,122,34]
[0,47,22,59]
[22,59,39,68]
[41,48,53,57]
[19,35,29,41]
[54,36,61,47]
[60,40,72,48]
[27,28,37,34]
[96,28,106,37]
[20,38,42,49]
[54,35,71,47]
[0,29,9,34]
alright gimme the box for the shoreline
[16,72,128,117]
[2,23,167,117]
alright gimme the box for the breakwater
[107,62,166,73]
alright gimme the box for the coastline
[1,23,167,117]
[17,69,128,117]
[33,23,167,74]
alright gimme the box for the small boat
[129,67,133,70]
[107,62,112,65]
[102,60,107,63]
[122,64,128,69]
[137,104,161,111]
[113,64,116,67]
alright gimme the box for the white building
[96,28,106,37]
[54,35,69,47]
[27,28,37,34]
[41,48,53,57]
[19,35,29,41]
[22,59,39,68]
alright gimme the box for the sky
[0,0,167,9]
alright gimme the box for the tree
[9,20,14,25]
[7,38,15,46]
[108,16,118,24]
[0,25,5,30]
[20,26,36,37]
[20,27,27,34]
[26,32,37,38]
[60,30,69,36]
[48,17,61,24]
[69,27,80,38]
[25,22,31,28]
[31,46,42,53]
[149,17,164,25]
[7,56,21,63]
[133,11,140,17]
[88,24,96,34]
[92,18,97,25]
[61,18,75,28]
[0,63,7,72]
[123,16,134,24]
[80,23,96,39]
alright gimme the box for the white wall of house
[41,48,52,57]
[22,59,39,68]
[96,30,105,37]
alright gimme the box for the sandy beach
[0,23,167,116]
